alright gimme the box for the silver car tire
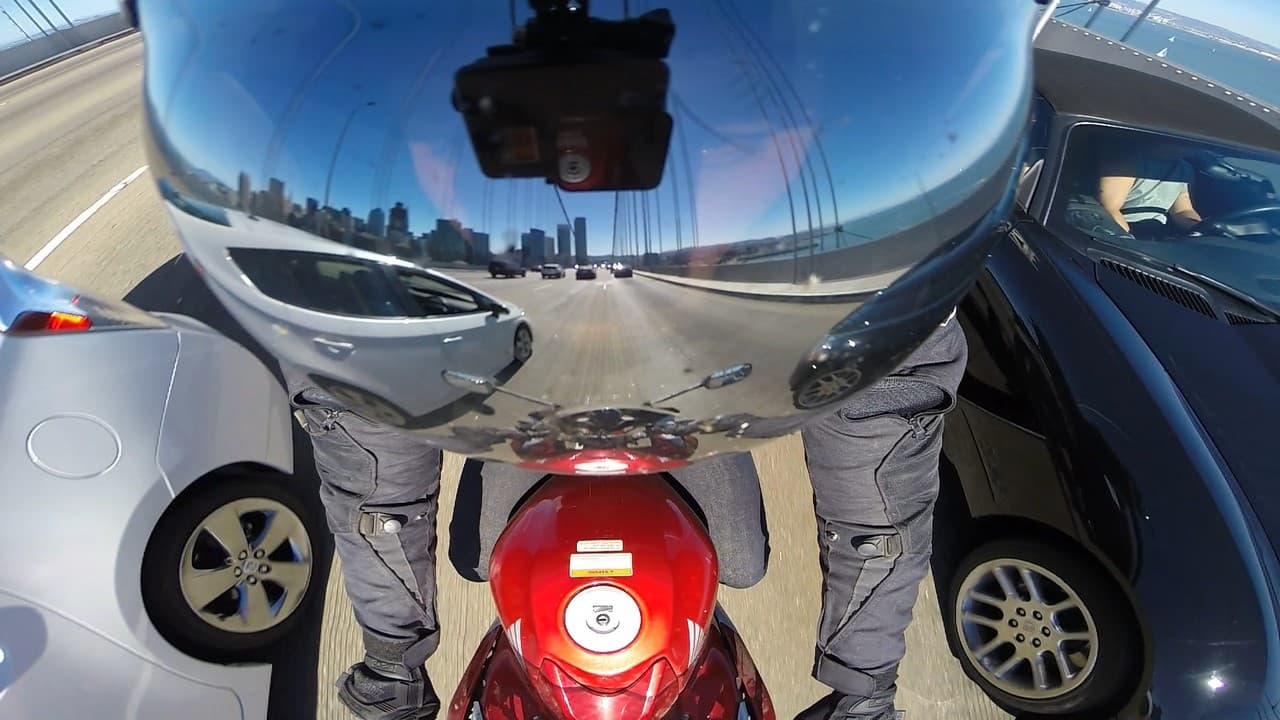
[142,473,317,661]
[945,537,1141,717]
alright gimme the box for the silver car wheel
[954,558,1099,700]
[179,498,313,634]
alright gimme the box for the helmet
[134,0,1039,473]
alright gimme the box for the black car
[612,264,633,278]
[933,21,1280,720]
[575,265,597,280]
[489,259,526,278]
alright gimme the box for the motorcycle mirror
[443,370,495,394]
[443,369,560,409]
[702,363,751,390]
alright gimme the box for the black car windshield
[1049,123,1280,311]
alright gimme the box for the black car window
[1015,93,1055,209]
[393,269,484,317]
[1049,123,1280,313]
[229,248,407,317]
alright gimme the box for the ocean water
[1060,7,1280,108]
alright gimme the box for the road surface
[0,36,1007,720]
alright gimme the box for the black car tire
[945,537,1140,718]
[514,323,534,364]
[790,364,861,410]
[141,474,318,662]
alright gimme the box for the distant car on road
[489,259,527,278]
[576,265,597,280]
[1,256,313,719]
[540,263,564,279]
[934,23,1280,720]
[612,264,633,278]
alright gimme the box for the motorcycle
[437,369,772,719]
[447,471,773,720]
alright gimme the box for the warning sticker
[576,539,624,553]
[569,552,634,578]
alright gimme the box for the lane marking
[24,164,150,270]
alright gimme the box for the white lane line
[24,164,150,270]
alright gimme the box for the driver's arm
[1098,175,1136,232]
[1168,189,1202,230]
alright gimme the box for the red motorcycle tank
[488,474,719,718]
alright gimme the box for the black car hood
[1096,264,1280,557]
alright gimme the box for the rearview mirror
[703,363,752,390]
[443,370,495,395]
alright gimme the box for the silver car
[160,197,535,426]
[0,256,313,719]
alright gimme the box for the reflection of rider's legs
[294,382,445,720]
[799,319,967,720]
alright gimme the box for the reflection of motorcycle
[447,470,773,720]
[441,366,758,475]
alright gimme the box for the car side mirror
[486,300,509,316]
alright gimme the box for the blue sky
[147,0,1031,256]
[16,0,1279,256]
[0,0,116,46]
[1156,0,1280,49]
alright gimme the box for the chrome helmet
[133,0,1041,473]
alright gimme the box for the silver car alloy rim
[179,497,312,634]
[955,558,1099,700]
[797,367,859,409]
[515,327,533,361]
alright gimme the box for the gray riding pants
[293,318,965,698]
[293,397,768,668]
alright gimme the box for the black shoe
[336,660,441,720]
[796,690,904,720]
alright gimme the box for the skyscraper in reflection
[267,178,286,222]
[431,219,467,262]
[526,227,547,266]
[367,207,386,237]
[557,224,571,265]
[472,231,491,264]
[574,217,587,264]
[237,172,251,213]
[389,202,409,234]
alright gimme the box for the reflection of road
[446,270,849,422]
[1,41,1008,719]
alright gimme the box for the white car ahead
[0,255,313,719]
[161,190,535,425]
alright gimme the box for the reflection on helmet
[136,0,1038,472]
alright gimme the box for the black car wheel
[142,474,317,662]
[792,365,861,409]
[946,538,1140,717]
[514,323,534,364]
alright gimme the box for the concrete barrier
[0,14,133,85]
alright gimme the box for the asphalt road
[0,37,1007,720]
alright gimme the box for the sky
[145,0,1034,257]
[12,0,1280,257]
[0,0,116,47]
[1153,0,1280,49]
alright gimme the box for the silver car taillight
[1,256,166,335]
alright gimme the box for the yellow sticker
[569,552,633,578]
